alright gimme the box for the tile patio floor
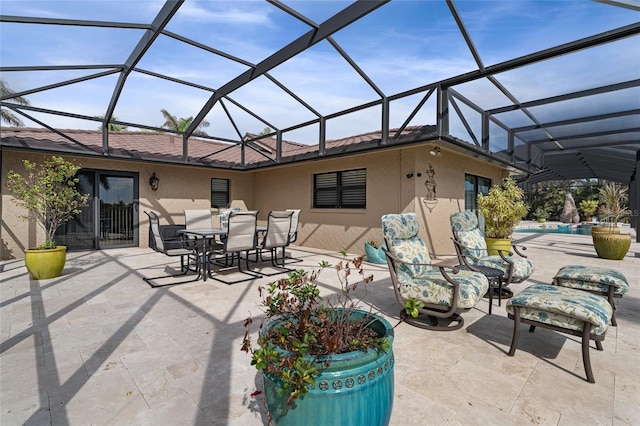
[1,229,638,425]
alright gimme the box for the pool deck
[1,230,639,425]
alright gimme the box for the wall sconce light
[430,146,442,157]
[149,172,159,191]
[406,172,414,179]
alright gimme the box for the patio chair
[144,210,201,287]
[255,210,294,274]
[450,211,534,292]
[381,213,489,331]
[184,209,221,252]
[209,210,261,284]
[284,209,303,263]
[184,209,213,229]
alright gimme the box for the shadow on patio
[1,233,638,425]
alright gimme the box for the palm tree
[160,108,209,136]
[1,78,30,126]
[95,115,128,131]
[258,126,273,136]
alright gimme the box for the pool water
[515,226,591,235]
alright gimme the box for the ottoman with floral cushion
[505,284,613,383]
[553,265,629,326]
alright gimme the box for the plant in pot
[532,206,548,223]
[477,177,529,255]
[579,199,598,223]
[364,240,387,264]
[6,156,89,279]
[241,255,394,425]
[591,183,630,260]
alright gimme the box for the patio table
[455,264,504,315]
[179,226,266,281]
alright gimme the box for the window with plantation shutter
[211,178,230,208]
[313,168,366,209]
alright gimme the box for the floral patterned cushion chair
[381,213,489,331]
[505,284,613,383]
[450,211,534,290]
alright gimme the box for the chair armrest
[382,248,463,282]
[511,244,528,258]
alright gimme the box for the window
[314,168,366,209]
[211,178,230,208]
[465,174,491,213]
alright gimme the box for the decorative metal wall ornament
[423,163,438,212]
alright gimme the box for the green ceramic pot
[24,246,67,279]
[592,233,631,260]
[485,237,512,256]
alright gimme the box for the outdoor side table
[455,265,504,315]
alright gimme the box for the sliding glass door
[55,170,139,250]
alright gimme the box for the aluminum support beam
[185,0,389,139]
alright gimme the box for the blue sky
[1,1,638,144]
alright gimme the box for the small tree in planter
[477,177,529,254]
[532,207,548,223]
[241,256,395,425]
[6,156,89,278]
[579,199,598,222]
[592,183,631,259]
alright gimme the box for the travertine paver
[1,227,638,425]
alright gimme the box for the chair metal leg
[143,254,201,288]
[508,306,521,356]
[582,323,595,383]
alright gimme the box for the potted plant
[579,199,598,223]
[364,240,387,264]
[477,177,529,255]
[6,156,89,279]
[591,183,631,260]
[532,207,548,223]
[241,255,394,425]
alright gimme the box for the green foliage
[160,108,210,136]
[241,256,389,415]
[404,298,425,318]
[579,199,599,217]
[6,156,89,249]
[532,206,548,220]
[1,78,30,127]
[525,179,600,221]
[598,182,629,227]
[477,178,529,238]
[95,114,128,131]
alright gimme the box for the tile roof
[1,125,438,169]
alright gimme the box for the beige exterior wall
[2,144,505,260]
[252,144,505,257]
[1,150,252,259]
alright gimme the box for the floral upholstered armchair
[450,211,534,289]
[381,213,489,331]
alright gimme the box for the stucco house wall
[1,150,253,260]
[2,144,505,260]
[252,145,505,257]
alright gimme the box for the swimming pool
[514,226,591,235]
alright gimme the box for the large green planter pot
[485,238,512,256]
[592,233,631,260]
[24,246,67,279]
[591,225,620,235]
[364,242,387,264]
[263,309,395,426]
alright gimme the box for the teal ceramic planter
[263,310,395,426]
[364,242,387,264]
